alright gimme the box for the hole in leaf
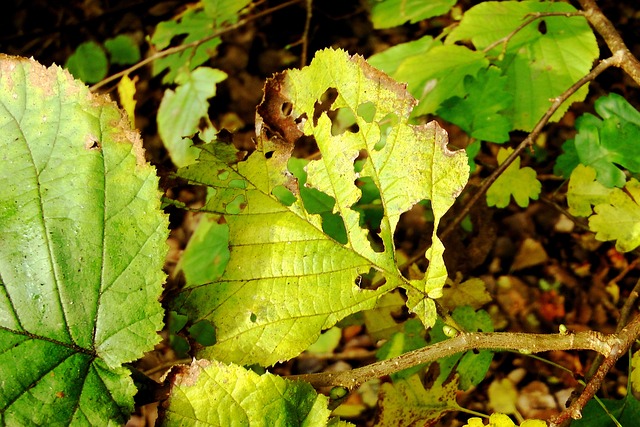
[354,267,382,290]
[292,134,319,159]
[188,319,217,347]
[281,101,293,115]
[330,107,359,136]
[354,149,368,173]
[85,135,100,150]
[272,185,296,206]
[394,201,434,280]
[357,102,376,123]
[321,212,348,244]
[250,312,257,322]
[313,87,338,126]
[295,112,307,125]
[287,157,347,243]
[538,20,547,35]
[265,150,274,159]
[352,176,384,253]
[373,112,399,151]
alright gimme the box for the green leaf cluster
[65,35,141,83]
[556,93,640,187]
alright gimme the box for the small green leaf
[64,41,108,83]
[631,350,640,394]
[176,214,230,287]
[203,0,252,26]
[157,66,227,167]
[438,66,513,143]
[446,1,598,131]
[0,55,167,425]
[486,147,541,208]
[188,320,217,346]
[104,34,140,65]
[369,0,456,29]
[567,165,613,217]
[428,307,493,390]
[163,360,331,426]
[557,93,640,187]
[151,7,222,84]
[117,74,137,128]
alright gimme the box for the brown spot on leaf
[256,72,304,147]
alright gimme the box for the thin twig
[483,11,584,56]
[300,0,313,67]
[439,54,619,242]
[89,0,303,92]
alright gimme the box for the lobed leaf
[446,1,598,131]
[556,93,640,187]
[438,66,513,143]
[174,48,469,366]
[486,147,541,208]
[0,56,167,425]
[376,374,461,426]
[568,165,640,252]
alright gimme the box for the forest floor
[3,1,640,426]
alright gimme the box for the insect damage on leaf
[174,48,469,367]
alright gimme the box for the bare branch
[89,0,303,92]
[287,327,620,389]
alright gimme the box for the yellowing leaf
[486,147,541,208]
[439,276,492,311]
[163,359,330,426]
[632,350,640,394]
[488,378,518,415]
[567,165,640,252]
[589,178,640,252]
[117,74,137,128]
[464,413,546,427]
[567,164,613,217]
[175,48,469,366]
[376,375,461,426]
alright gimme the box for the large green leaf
[0,55,168,425]
[446,1,598,131]
[174,48,469,366]
[163,360,330,426]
